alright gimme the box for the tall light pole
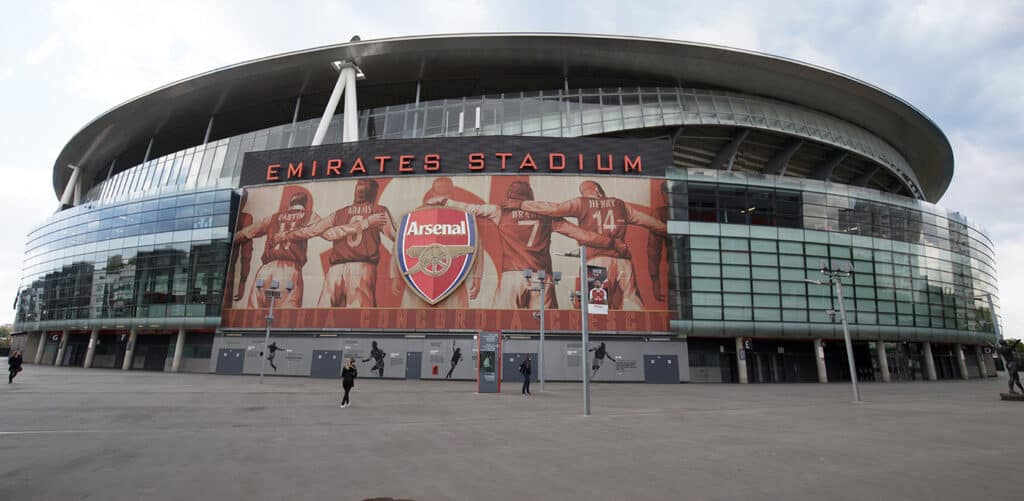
[557,247,591,416]
[255,279,292,384]
[526,269,562,393]
[805,262,861,403]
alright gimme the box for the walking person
[8,350,23,384]
[340,358,358,408]
[519,356,532,395]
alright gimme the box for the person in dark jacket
[446,346,462,379]
[340,358,358,408]
[519,356,532,395]
[8,350,23,384]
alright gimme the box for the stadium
[11,33,1001,384]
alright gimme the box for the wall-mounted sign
[240,137,669,186]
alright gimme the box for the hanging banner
[587,265,609,315]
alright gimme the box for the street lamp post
[557,247,591,416]
[525,269,562,393]
[805,262,861,403]
[255,279,292,384]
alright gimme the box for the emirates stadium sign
[396,207,478,305]
[240,136,669,186]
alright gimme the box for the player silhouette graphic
[446,342,462,379]
[589,342,616,377]
[259,341,286,372]
[363,341,386,377]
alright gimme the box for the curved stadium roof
[51,33,954,202]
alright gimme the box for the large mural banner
[222,174,671,332]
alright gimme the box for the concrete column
[922,341,937,381]
[735,337,748,384]
[813,338,828,383]
[974,345,989,378]
[54,330,70,366]
[170,327,186,373]
[33,331,47,364]
[83,329,99,369]
[956,344,969,379]
[876,341,891,383]
[121,327,138,371]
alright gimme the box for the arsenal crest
[395,207,478,305]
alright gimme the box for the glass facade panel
[18,84,997,343]
[15,190,233,329]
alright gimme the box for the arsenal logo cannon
[395,208,478,305]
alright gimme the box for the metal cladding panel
[51,34,953,202]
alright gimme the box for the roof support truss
[709,129,749,171]
[764,139,803,176]
[812,151,848,180]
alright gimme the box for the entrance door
[143,344,168,370]
[216,349,245,375]
[310,350,344,379]
[889,353,912,382]
[719,353,738,383]
[405,352,422,380]
[643,355,679,383]
[66,343,87,367]
[502,353,538,382]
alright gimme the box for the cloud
[24,32,62,65]
[45,0,270,104]
[879,0,1023,52]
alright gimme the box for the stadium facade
[11,34,1001,384]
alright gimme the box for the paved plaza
[0,363,1020,501]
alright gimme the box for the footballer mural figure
[429,180,626,309]
[647,181,670,303]
[227,190,254,302]
[280,179,400,307]
[505,180,667,310]
[234,190,315,308]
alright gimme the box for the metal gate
[310,350,343,379]
[215,348,245,375]
[405,351,422,379]
[643,355,679,384]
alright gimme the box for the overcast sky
[1,0,1021,334]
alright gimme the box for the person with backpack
[519,356,532,395]
[340,358,358,408]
